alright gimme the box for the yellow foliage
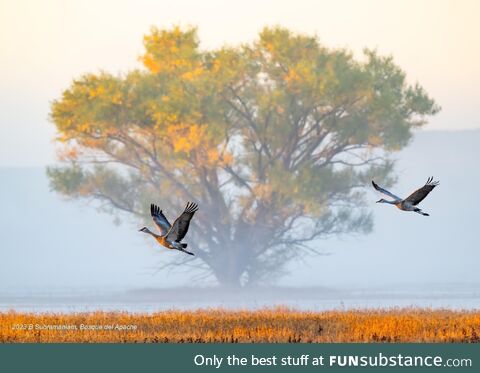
[141,26,199,75]
[142,55,161,74]
[111,92,123,105]
[80,138,102,148]
[254,183,273,201]
[207,149,219,163]
[368,135,382,146]
[1,309,479,343]
[88,85,105,98]
[169,124,205,153]
[212,59,222,72]
[285,69,301,84]
[78,123,91,132]
[264,42,275,52]
[56,146,79,161]
[221,152,233,166]
[181,66,204,81]
[56,133,71,143]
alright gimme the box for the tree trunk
[209,241,251,287]
[214,273,242,288]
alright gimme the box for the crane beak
[376,199,382,203]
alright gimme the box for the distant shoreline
[1,286,479,313]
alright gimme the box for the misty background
[1,130,479,310]
[0,0,479,310]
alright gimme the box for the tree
[48,26,439,286]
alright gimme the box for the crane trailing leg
[414,208,429,216]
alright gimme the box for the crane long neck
[140,227,160,237]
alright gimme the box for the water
[1,287,479,313]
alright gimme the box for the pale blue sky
[0,0,479,166]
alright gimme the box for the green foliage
[46,164,85,196]
[48,26,439,286]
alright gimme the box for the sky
[0,0,479,167]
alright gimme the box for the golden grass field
[1,308,479,343]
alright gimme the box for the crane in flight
[372,177,439,216]
[139,202,198,255]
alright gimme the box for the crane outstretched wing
[150,204,171,235]
[404,176,439,205]
[371,180,402,201]
[166,202,198,242]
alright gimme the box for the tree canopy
[48,26,439,286]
